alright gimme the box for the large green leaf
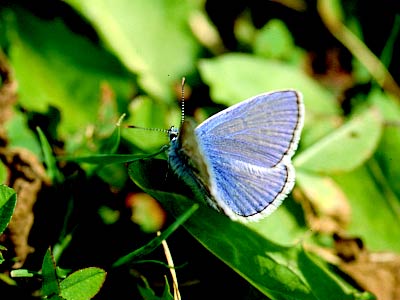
[333,165,400,252]
[198,53,340,117]
[127,159,360,300]
[294,106,383,173]
[246,196,308,246]
[5,7,133,135]
[65,0,200,102]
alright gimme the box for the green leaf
[294,107,383,173]
[0,184,17,234]
[65,0,200,102]
[6,7,133,135]
[254,19,299,60]
[198,53,340,118]
[333,165,400,252]
[41,248,60,298]
[60,267,106,300]
[160,277,174,300]
[127,159,360,300]
[246,195,308,246]
[4,109,43,158]
[198,53,346,153]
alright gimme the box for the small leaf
[10,269,37,278]
[137,276,174,300]
[60,267,106,300]
[254,19,298,60]
[41,248,60,298]
[0,185,17,234]
[160,277,174,300]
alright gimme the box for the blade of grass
[58,147,166,165]
[317,0,400,96]
[112,204,198,268]
[100,113,125,154]
[37,127,63,184]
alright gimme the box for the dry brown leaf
[0,147,50,268]
[334,233,400,300]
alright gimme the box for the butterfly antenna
[180,77,186,126]
[127,78,186,137]
[125,124,169,134]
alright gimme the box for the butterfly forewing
[195,91,302,168]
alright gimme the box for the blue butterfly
[167,90,304,222]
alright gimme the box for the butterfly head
[168,125,179,142]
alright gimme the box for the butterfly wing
[194,90,304,221]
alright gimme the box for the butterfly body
[168,90,304,222]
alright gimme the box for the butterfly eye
[168,126,179,141]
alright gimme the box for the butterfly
[167,89,304,222]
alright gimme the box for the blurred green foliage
[1,0,400,299]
